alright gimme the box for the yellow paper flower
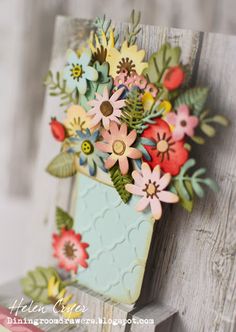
[159,100,175,131]
[106,40,148,78]
[142,92,155,111]
[64,105,92,136]
[48,276,82,319]
[89,29,115,63]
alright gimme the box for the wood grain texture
[30,15,236,332]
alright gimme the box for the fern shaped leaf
[109,164,133,203]
[174,87,209,115]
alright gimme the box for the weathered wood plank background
[0,1,235,331]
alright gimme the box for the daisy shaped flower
[52,229,89,273]
[64,105,92,136]
[68,128,107,176]
[166,104,199,141]
[63,49,98,94]
[107,41,148,78]
[125,163,179,220]
[96,122,142,175]
[87,87,125,129]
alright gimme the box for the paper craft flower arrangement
[45,11,228,221]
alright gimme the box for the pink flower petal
[185,126,194,137]
[166,112,177,125]
[105,155,117,169]
[102,116,110,129]
[125,183,144,196]
[119,156,129,175]
[103,87,109,99]
[87,99,98,107]
[101,129,112,141]
[132,170,144,186]
[110,87,124,102]
[109,121,119,136]
[136,196,150,212]
[141,162,152,181]
[158,173,171,190]
[157,191,179,203]
[172,127,185,141]
[126,129,137,146]
[120,122,128,137]
[177,104,189,117]
[96,142,112,153]
[189,116,199,128]
[113,100,125,109]
[87,107,97,115]
[150,196,162,220]
[90,114,101,127]
[113,109,122,117]
[152,165,161,182]
[127,147,142,159]
[95,92,103,101]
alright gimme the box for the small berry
[163,66,185,91]
[50,117,66,142]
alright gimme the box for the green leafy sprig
[125,10,141,46]
[56,207,74,232]
[109,164,133,203]
[172,159,218,211]
[93,15,119,45]
[44,71,79,107]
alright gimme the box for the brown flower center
[143,180,159,199]
[71,64,83,81]
[180,120,187,127]
[152,132,176,162]
[63,241,77,260]
[112,140,126,155]
[117,57,135,75]
[100,101,114,117]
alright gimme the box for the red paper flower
[163,66,185,91]
[52,229,89,273]
[141,118,189,176]
[50,117,66,142]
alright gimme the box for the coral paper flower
[125,163,179,220]
[166,104,199,141]
[96,122,142,175]
[87,87,125,129]
[63,49,98,94]
[52,229,89,273]
[64,105,92,136]
[107,41,148,78]
[141,118,188,176]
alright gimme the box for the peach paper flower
[87,87,125,129]
[166,104,199,141]
[96,122,142,175]
[125,163,179,220]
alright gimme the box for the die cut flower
[63,49,98,94]
[141,118,189,176]
[87,87,125,129]
[52,229,89,273]
[64,105,92,136]
[48,276,82,319]
[67,129,107,176]
[89,29,115,64]
[166,104,199,141]
[125,163,179,220]
[107,41,148,78]
[96,122,142,175]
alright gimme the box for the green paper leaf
[143,43,181,84]
[211,115,229,126]
[125,10,141,46]
[200,123,216,137]
[174,87,209,115]
[79,61,113,110]
[56,207,74,231]
[173,159,219,201]
[21,267,60,304]
[174,181,194,212]
[46,152,77,178]
[191,135,205,144]
[109,164,133,203]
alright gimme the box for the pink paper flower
[96,122,142,175]
[125,163,179,220]
[166,104,199,141]
[52,229,89,273]
[87,87,125,129]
